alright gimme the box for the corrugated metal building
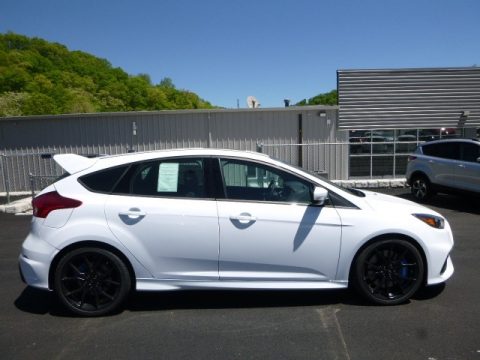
[0,106,347,192]
[337,67,480,130]
[338,67,480,179]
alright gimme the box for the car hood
[360,190,443,217]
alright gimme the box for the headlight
[412,214,445,229]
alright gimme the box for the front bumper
[427,255,454,285]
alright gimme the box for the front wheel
[352,239,424,305]
[54,247,131,316]
[410,175,433,201]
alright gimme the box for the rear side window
[422,142,460,160]
[113,158,207,198]
[79,165,129,193]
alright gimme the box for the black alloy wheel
[54,247,131,316]
[353,239,424,305]
[410,175,432,201]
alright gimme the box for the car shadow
[15,286,377,316]
[127,289,364,312]
[14,286,70,316]
[396,191,480,215]
[15,284,445,317]
[412,283,446,301]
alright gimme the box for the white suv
[406,139,480,201]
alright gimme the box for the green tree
[0,92,28,116]
[296,90,338,106]
[21,93,57,115]
[0,32,216,116]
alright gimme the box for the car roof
[100,148,271,162]
[57,148,273,174]
[420,138,479,146]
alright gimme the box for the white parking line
[316,308,351,360]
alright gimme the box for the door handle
[458,164,466,168]
[229,214,257,223]
[119,208,146,218]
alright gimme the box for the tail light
[408,155,417,162]
[32,191,82,218]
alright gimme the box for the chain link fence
[1,141,420,204]
[1,152,63,204]
[258,139,421,181]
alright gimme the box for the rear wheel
[410,175,433,201]
[54,247,131,316]
[352,239,424,305]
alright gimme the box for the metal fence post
[256,142,263,153]
[30,173,35,200]
[393,137,397,179]
[1,154,11,204]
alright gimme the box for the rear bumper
[18,232,58,290]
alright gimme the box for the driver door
[217,158,342,282]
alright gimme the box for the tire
[54,247,131,316]
[410,175,433,202]
[352,239,424,305]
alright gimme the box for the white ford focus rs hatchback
[19,149,454,316]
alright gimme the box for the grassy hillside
[296,90,337,106]
[0,32,215,117]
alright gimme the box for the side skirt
[135,279,348,291]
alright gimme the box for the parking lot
[1,189,479,360]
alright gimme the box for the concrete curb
[333,178,407,189]
[0,197,32,214]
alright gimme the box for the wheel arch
[407,170,430,185]
[48,240,137,292]
[348,233,428,287]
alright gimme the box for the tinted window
[113,158,206,198]
[422,142,460,160]
[79,165,129,193]
[220,159,313,203]
[460,143,480,162]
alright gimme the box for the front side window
[460,143,480,163]
[220,159,312,203]
[113,158,206,198]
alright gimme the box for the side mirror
[313,187,329,205]
[477,157,480,163]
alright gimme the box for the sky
[1,0,479,108]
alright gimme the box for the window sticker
[157,163,179,192]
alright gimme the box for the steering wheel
[267,179,282,200]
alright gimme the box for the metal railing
[29,174,60,200]
[257,140,422,180]
[1,141,420,204]
[1,152,62,204]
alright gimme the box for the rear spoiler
[53,154,99,174]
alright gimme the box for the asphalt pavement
[1,189,479,360]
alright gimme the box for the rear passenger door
[422,142,460,187]
[104,157,220,280]
[457,142,480,192]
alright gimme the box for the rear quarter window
[79,165,129,193]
